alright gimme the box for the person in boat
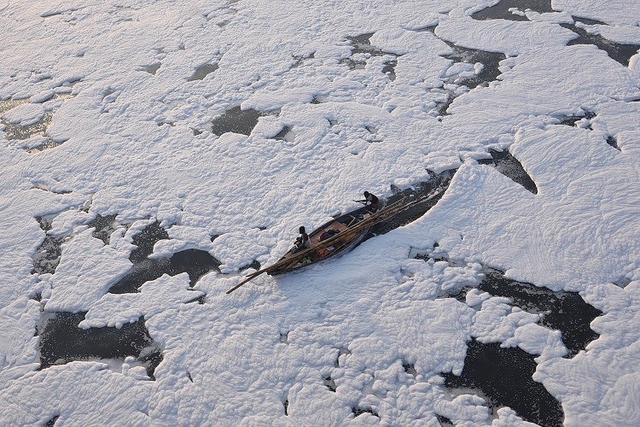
[294,226,310,251]
[362,191,380,212]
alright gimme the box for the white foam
[0,0,638,424]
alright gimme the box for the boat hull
[267,203,382,276]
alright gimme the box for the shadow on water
[442,339,564,427]
[211,106,264,136]
[39,313,163,380]
[369,169,456,236]
[110,222,220,294]
[477,149,538,194]
[471,0,553,21]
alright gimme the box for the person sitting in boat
[294,226,310,251]
[362,191,380,212]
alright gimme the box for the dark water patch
[370,169,455,236]
[323,375,337,392]
[31,185,72,194]
[436,414,454,426]
[613,276,632,288]
[339,58,366,70]
[279,331,289,344]
[572,16,606,26]
[273,125,295,142]
[407,24,438,33]
[416,254,601,356]
[479,269,601,356]
[443,339,563,426]
[424,33,505,114]
[39,313,163,379]
[477,149,538,194]
[283,399,289,415]
[471,0,553,21]
[292,52,315,68]
[129,221,169,263]
[241,259,261,272]
[109,249,220,294]
[87,214,118,245]
[346,33,383,56]
[341,32,399,74]
[211,106,263,136]
[187,371,193,382]
[45,415,59,427]
[560,23,640,66]
[139,63,161,75]
[433,91,454,116]
[187,294,207,304]
[137,345,164,380]
[352,406,379,418]
[441,41,506,89]
[382,59,397,81]
[35,216,53,236]
[553,109,596,127]
[2,113,53,140]
[32,217,64,275]
[402,361,417,376]
[31,291,43,303]
[187,63,218,81]
[606,135,620,151]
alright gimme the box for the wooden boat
[268,202,384,276]
[226,193,439,294]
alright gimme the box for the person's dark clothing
[294,230,310,251]
[364,192,380,211]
